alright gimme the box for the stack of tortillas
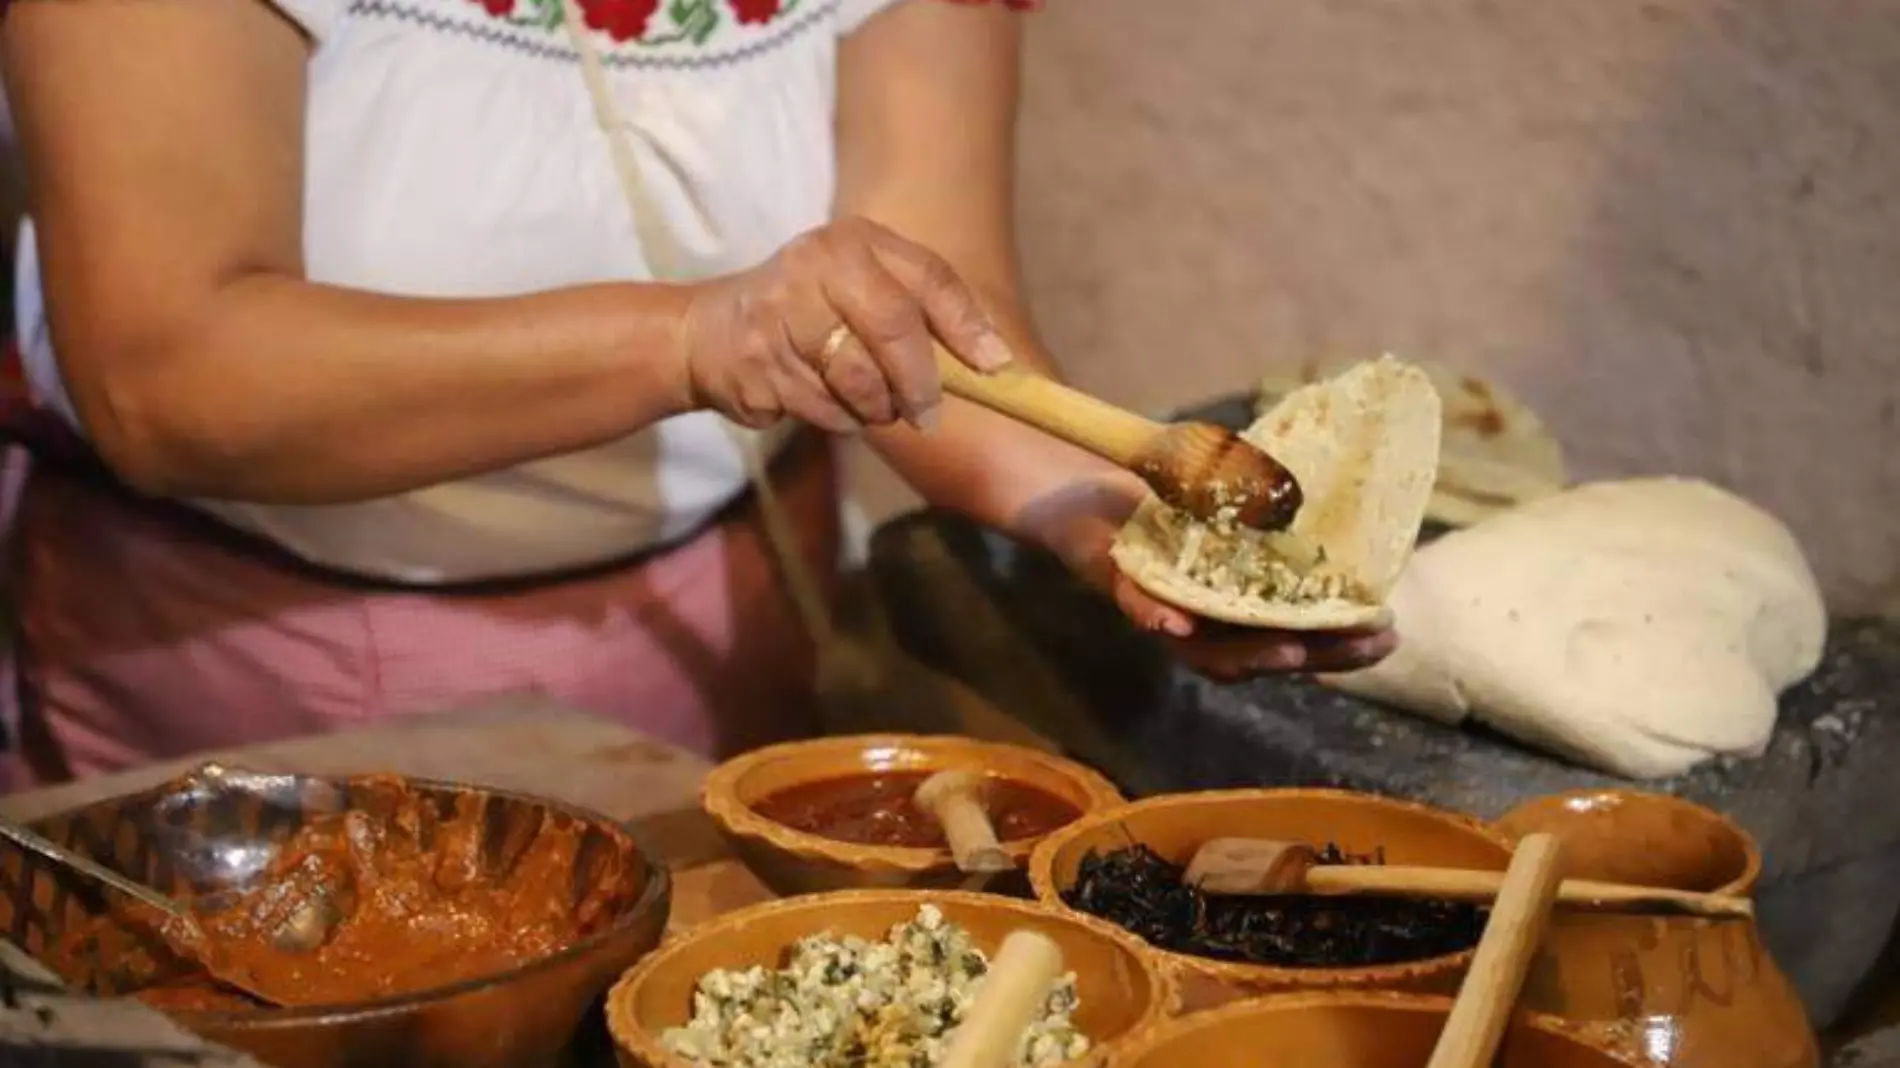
[1255,360,1567,529]
[1111,356,1442,631]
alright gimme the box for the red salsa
[752,771,1082,848]
[52,779,628,1013]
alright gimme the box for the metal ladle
[0,813,336,1007]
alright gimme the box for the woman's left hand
[1022,475,1398,681]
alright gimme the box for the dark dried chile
[1061,843,1486,968]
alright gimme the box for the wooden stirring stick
[915,770,1014,874]
[1183,837,1753,919]
[1426,833,1565,1068]
[941,930,1067,1068]
[936,352,1304,533]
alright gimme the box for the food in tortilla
[1111,356,1442,631]
[1324,478,1827,779]
[1256,360,1566,528]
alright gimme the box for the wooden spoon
[914,770,1014,874]
[0,814,309,1007]
[940,929,1067,1068]
[1182,837,1753,919]
[937,353,1304,533]
[1425,832,1565,1068]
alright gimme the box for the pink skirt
[0,429,842,794]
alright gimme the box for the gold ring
[815,324,855,376]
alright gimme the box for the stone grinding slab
[865,502,1900,1031]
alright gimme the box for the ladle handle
[915,770,1013,874]
[0,813,187,920]
[1303,865,1753,919]
[941,929,1066,1068]
[936,351,1159,470]
[1426,833,1565,1068]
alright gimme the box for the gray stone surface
[866,500,1900,1030]
[1835,1026,1900,1068]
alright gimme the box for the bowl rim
[1026,787,1514,989]
[604,887,1177,1068]
[701,733,1126,876]
[34,763,674,1030]
[1492,787,1763,897]
[1111,989,1639,1065]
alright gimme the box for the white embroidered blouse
[13,0,907,582]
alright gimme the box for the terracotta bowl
[1028,788,1513,1011]
[702,733,1124,896]
[1492,788,1758,895]
[1114,991,1637,1067]
[0,763,672,1068]
[605,889,1172,1068]
[1493,789,1818,1068]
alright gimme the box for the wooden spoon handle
[936,351,1160,470]
[941,930,1066,1068]
[1302,865,1753,919]
[1426,833,1565,1068]
[914,770,1013,874]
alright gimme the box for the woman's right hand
[679,215,1015,434]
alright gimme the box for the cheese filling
[1159,505,1358,604]
[660,905,1090,1068]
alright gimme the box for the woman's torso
[14,0,898,584]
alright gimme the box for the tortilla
[1256,360,1566,529]
[1111,355,1443,631]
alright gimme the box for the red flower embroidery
[466,0,514,16]
[578,0,659,41]
[729,0,781,24]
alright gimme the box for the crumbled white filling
[660,905,1089,1068]
[1160,504,1358,604]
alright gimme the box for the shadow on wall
[1539,0,1900,614]
[1004,0,1900,612]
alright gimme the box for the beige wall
[853,0,1900,614]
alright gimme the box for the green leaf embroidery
[669,0,720,43]
[480,0,805,46]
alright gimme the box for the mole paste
[751,771,1081,848]
[57,782,627,1013]
[1063,844,1486,968]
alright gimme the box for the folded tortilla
[1110,355,1442,631]
[1257,359,1566,529]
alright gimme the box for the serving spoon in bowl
[0,812,335,1008]
[1425,833,1565,1068]
[1181,836,1753,918]
[940,929,1068,1068]
[914,769,1013,875]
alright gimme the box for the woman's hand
[680,216,1013,434]
[1021,474,1399,680]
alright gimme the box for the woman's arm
[4,0,700,503]
[838,1,1396,676]
[837,0,1142,569]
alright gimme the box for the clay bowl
[1028,788,1513,1011]
[0,763,671,1068]
[702,733,1123,896]
[1494,789,1819,1068]
[1492,789,1759,896]
[1115,991,1636,1067]
[606,889,1171,1068]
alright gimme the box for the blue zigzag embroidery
[342,0,840,69]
